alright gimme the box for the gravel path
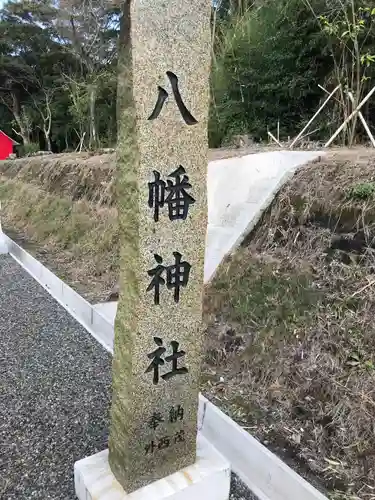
[0,255,112,499]
[230,474,259,500]
[0,254,258,499]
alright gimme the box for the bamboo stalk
[290,84,341,149]
[347,91,375,147]
[268,131,283,148]
[297,127,320,142]
[318,84,342,106]
[325,86,375,147]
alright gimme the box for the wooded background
[0,0,374,153]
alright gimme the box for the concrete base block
[74,434,231,500]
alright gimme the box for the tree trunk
[89,84,97,150]
[44,128,52,151]
[230,0,241,14]
[12,93,30,145]
[65,130,69,151]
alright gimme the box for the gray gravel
[0,255,112,499]
[0,254,258,499]
[230,474,259,500]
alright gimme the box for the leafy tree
[0,0,119,152]
[57,0,120,149]
[304,0,375,145]
[0,0,74,147]
[210,0,333,146]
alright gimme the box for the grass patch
[347,182,375,201]
[0,152,116,205]
[204,251,375,499]
[208,252,318,328]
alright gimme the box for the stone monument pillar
[74,1,230,498]
[109,0,211,491]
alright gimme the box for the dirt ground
[1,147,375,499]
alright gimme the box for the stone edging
[3,234,114,352]
[3,233,328,500]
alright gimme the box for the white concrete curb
[198,396,327,500]
[4,234,328,500]
[0,231,8,254]
[0,202,8,254]
[3,234,114,352]
[204,151,323,282]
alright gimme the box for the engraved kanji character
[145,337,166,385]
[158,436,171,450]
[148,72,198,125]
[145,440,156,455]
[146,252,191,305]
[145,338,188,385]
[148,411,164,430]
[174,430,185,444]
[169,405,184,423]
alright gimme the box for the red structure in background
[0,130,18,160]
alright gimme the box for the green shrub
[347,182,375,200]
[17,143,40,158]
[209,0,333,147]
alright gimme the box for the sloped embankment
[204,149,375,499]
[0,153,118,302]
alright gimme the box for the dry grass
[203,149,375,500]
[0,152,121,301]
[0,177,118,302]
[0,152,116,205]
[0,146,264,203]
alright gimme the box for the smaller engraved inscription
[144,430,186,455]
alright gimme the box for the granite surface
[0,255,112,499]
[110,0,212,493]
